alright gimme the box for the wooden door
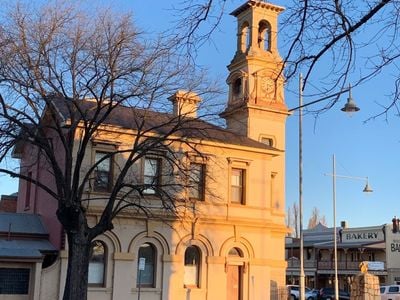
[226,265,242,300]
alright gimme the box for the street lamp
[289,75,360,300]
[327,154,372,300]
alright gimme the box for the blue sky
[1,0,398,228]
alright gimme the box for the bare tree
[0,2,221,300]
[307,207,327,229]
[286,205,292,236]
[286,202,299,237]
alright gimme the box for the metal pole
[333,154,339,300]
[299,74,305,300]
[138,269,142,300]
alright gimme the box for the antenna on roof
[7,222,11,241]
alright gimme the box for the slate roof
[0,239,56,258]
[50,98,281,152]
[0,213,55,259]
[0,213,48,235]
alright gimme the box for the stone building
[0,1,290,299]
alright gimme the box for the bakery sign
[391,239,400,252]
[342,230,384,243]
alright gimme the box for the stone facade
[1,1,290,300]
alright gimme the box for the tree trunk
[62,231,91,300]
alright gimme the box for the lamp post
[327,154,372,300]
[289,75,361,300]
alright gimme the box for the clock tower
[221,0,289,150]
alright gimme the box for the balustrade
[287,259,386,271]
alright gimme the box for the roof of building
[0,239,56,258]
[0,213,56,259]
[305,222,330,232]
[230,0,285,17]
[286,223,387,249]
[49,97,281,152]
[0,213,48,235]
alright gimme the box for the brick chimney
[0,193,17,213]
[168,90,201,118]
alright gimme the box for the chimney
[168,90,201,118]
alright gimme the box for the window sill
[88,287,112,293]
[229,202,245,206]
[89,190,112,196]
[92,189,111,193]
[184,285,200,289]
[189,198,205,202]
[131,287,162,294]
[143,194,162,199]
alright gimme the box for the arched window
[184,246,201,288]
[137,243,156,287]
[228,247,243,257]
[88,240,106,286]
[240,22,250,52]
[233,77,242,96]
[258,21,271,51]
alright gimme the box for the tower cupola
[221,0,289,148]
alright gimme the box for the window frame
[137,242,156,288]
[93,151,113,192]
[88,240,107,287]
[230,167,246,204]
[189,163,206,201]
[143,157,162,195]
[0,267,30,295]
[260,135,275,147]
[183,245,201,288]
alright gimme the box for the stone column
[112,252,135,300]
[350,272,380,300]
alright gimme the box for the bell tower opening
[239,22,250,53]
[258,20,271,51]
[233,77,242,96]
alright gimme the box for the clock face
[261,78,274,94]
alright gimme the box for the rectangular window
[143,158,161,195]
[0,268,30,294]
[189,163,205,200]
[231,168,245,204]
[260,136,274,147]
[25,171,32,208]
[94,152,112,191]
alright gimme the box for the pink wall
[16,129,65,249]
